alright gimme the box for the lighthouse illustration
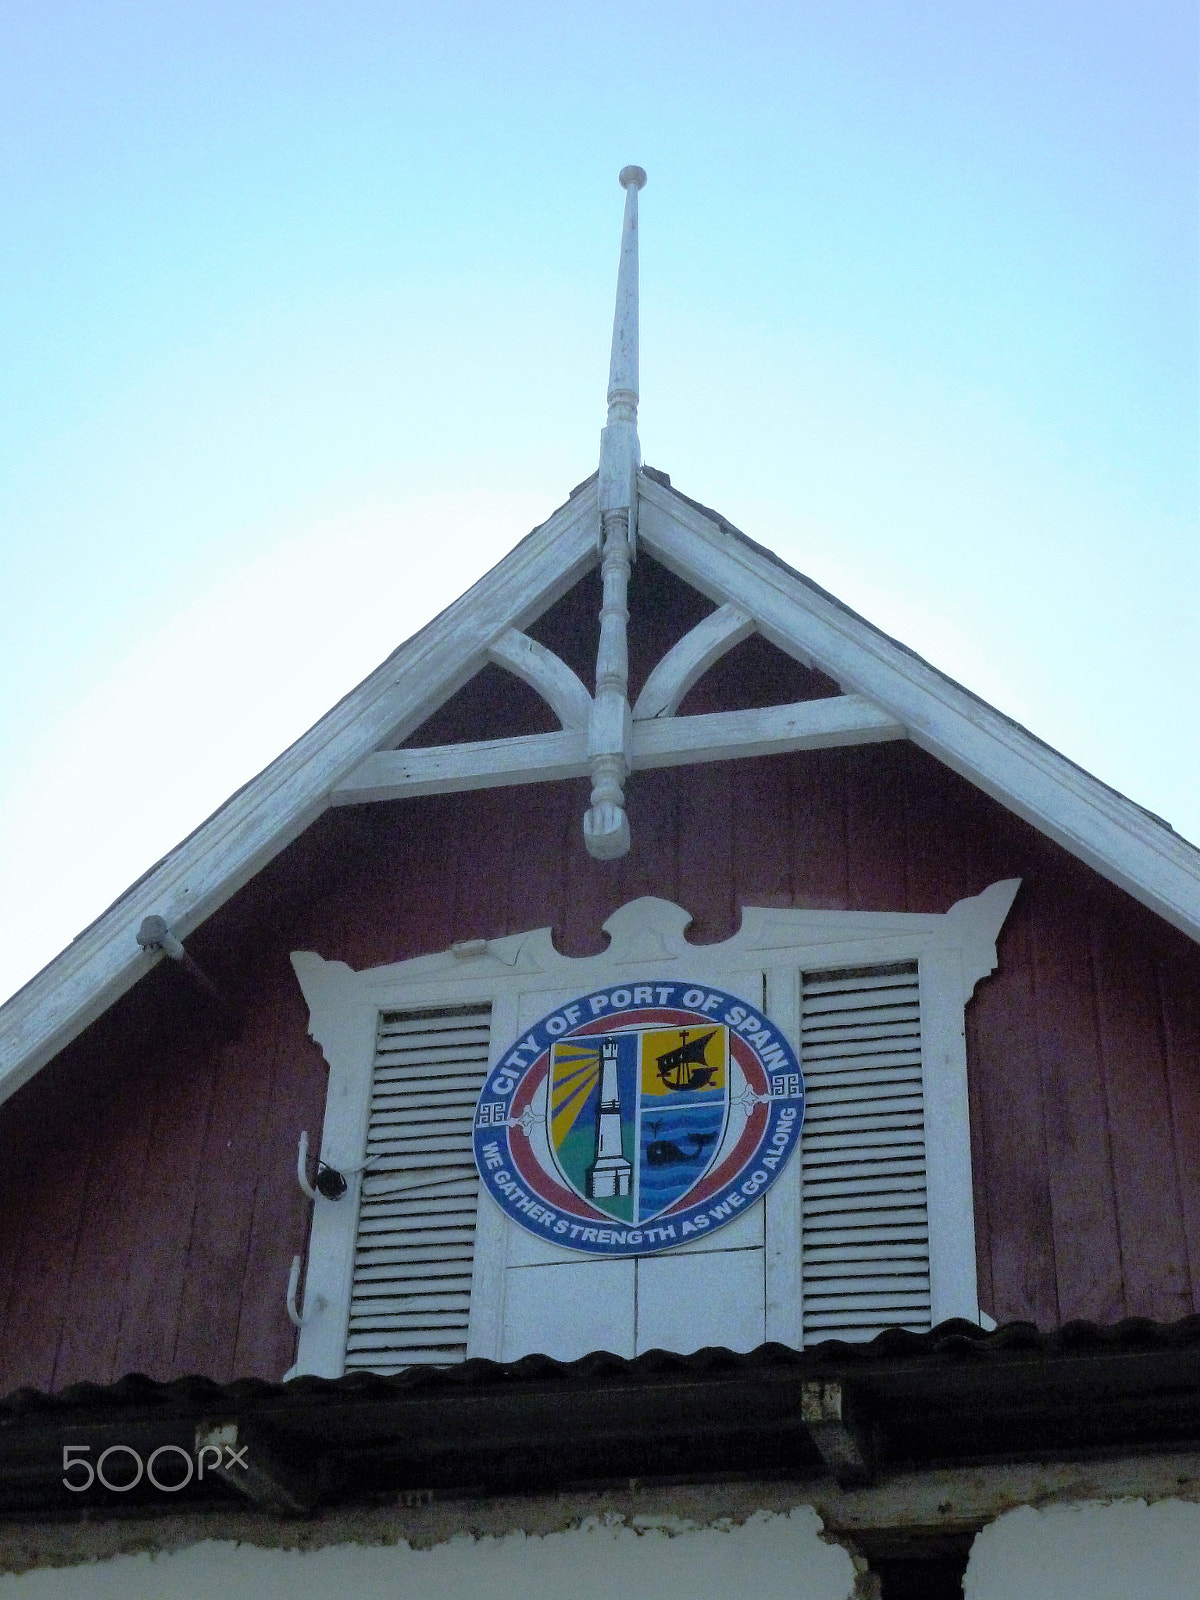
[586,1038,633,1198]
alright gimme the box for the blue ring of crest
[472,983,806,1258]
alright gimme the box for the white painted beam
[486,629,593,730]
[636,476,1200,945]
[0,483,601,1107]
[632,603,755,721]
[332,730,590,803]
[330,696,903,806]
[632,695,903,769]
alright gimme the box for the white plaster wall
[0,1508,858,1600]
[965,1497,1200,1600]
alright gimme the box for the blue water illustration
[637,1088,727,1222]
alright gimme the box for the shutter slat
[355,1219,480,1245]
[346,1328,471,1353]
[803,1177,927,1204]
[366,1133,476,1157]
[371,1089,482,1112]
[803,1127,926,1154]
[802,1222,929,1247]
[354,1248,476,1273]
[802,1272,930,1294]
[361,1172,477,1200]
[360,1196,479,1221]
[801,1104,925,1134]
[800,1157,925,1184]
[802,1019,920,1046]
[345,1352,470,1371]
[801,963,931,1344]
[343,1004,491,1372]
[801,969,920,996]
[803,985,928,1011]
[804,1202,929,1227]
[804,1240,930,1264]
[375,1044,491,1069]
[372,1070,490,1091]
[350,1291,472,1318]
[809,1075,928,1100]
[800,1041,922,1066]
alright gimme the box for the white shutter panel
[799,962,931,1342]
[344,1003,492,1372]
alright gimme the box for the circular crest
[473,983,805,1257]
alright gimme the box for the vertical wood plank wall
[1,567,1197,1390]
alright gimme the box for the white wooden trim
[636,476,1200,945]
[332,730,589,803]
[632,696,903,768]
[0,484,599,1105]
[464,989,518,1361]
[330,696,904,806]
[763,963,803,1348]
[917,946,979,1326]
[288,953,378,1379]
[486,628,593,730]
[4,455,1196,1113]
[632,603,755,720]
[288,883,1017,1374]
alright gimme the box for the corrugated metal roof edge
[5,1315,1198,1418]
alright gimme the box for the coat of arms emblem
[473,984,804,1255]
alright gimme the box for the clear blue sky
[1,2,1196,1004]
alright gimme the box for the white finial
[598,165,645,545]
[584,166,646,861]
[606,166,646,428]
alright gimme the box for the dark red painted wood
[2,569,1198,1391]
[51,1045,158,1388]
[232,971,329,1380]
[1092,932,1193,1322]
[0,1053,97,1390]
[845,743,909,911]
[788,747,849,909]
[1029,885,1124,1324]
[111,1021,218,1381]
[1159,957,1200,1313]
[734,754,793,911]
[964,999,995,1317]
[173,1002,280,1381]
[967,925,1060,1328]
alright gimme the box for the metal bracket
[285,1254,327,1330]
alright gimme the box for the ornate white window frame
[288,879,1018,1378]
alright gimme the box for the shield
[635,1024,729,1223]
[547,1024,730,1225]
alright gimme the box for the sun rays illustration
[549,1043,600,1146]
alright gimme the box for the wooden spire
[585,165,646,861]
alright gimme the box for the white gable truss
[2,469,1198,1105]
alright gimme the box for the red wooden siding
[1,563,1198,1391]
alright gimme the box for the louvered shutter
[799,962,931,1342]
[344,1003,492,1372]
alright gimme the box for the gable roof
[1,467,1197,1106]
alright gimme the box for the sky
[0,1,1196,1008]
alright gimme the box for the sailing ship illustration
[654,1029,719,1092]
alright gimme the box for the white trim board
[0,481,599,1104]
[1,468,1196,1110]
[330,696,904,804]
[636,477,1200,943]
[288,884,1018,1375]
